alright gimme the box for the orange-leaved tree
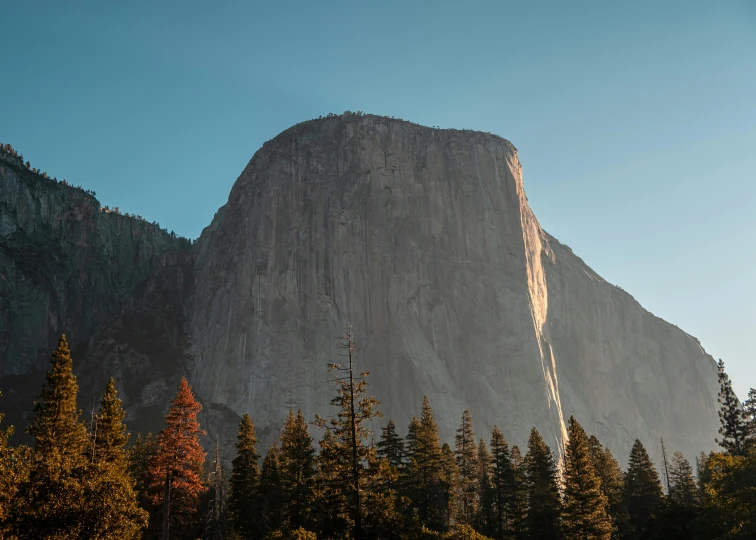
[148,376,207,538]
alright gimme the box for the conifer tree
[476,438,495,537]
[280,409,316,532]
[561,416,612,540]
[405,397,447,531]
[524,427,561,539]
[229,413,261,539]
[313,328,381,540]
[129,432,158,510]
[79,377,147,539]
[489,426,511,540]
[205,441,228,540]
[668,451,697,508]
[148,376,207,538]
[509,445,527,539]
[92,377,129,465]
[455,410,479,524]
[28,335,88,463]
[377,419,405,469]
[13,335,89,537]
[260,442,284,534]
[440,442,460,531]
[586,435,628,539]
[743,388,756,448]
[624,439,663,538]
[715,359,747,456]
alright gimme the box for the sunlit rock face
[189,114,720,463]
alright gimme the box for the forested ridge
[0,331,754,540]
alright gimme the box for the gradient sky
[1,1,754,397]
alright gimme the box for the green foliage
[280,409,316,531]
[699,447,756,539]
[561,416,612,540]
[668,451,698,507]
[455,410,479,524]
[716,359,748,456]
[624,439,663,539]
[378,419,406,469]
[260,442,285,534]
[588,435,628,538]
[229,413,261,538]
[524,427,562,539]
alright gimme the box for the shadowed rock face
[189,114,720,464]
[0,115,720,465]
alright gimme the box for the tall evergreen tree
[743,388,756,448]
[509,445,527,540]
[715,359,747,456]
[587,435,628,539]
[92,377,130,465]
[440,442,460,531]
[79,377,147,539]
[624,439,663,539]
[524,427,561,539]
[313,329,381,540]
[260,442,284,534]
[668,451,697,508]
[129,432,158,511]
[13,335,90,537]
[455,410,479,524]
[489,426,511,540]
[280,409,316,532]
[204,441,228,540]
[476,437,495,537]
[229,413,261,539]
[561,416,612,540]
[405,397,447,531]
[377,419,405,470]
[148,376,207,538]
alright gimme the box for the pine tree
[455,410,479,524]
[260,442,284,534]
[476,437,495,537]
[377,419,405,469]
[524,427,561,539]
[79,377,147,539]
[624,439,663,539]
[743,388,756,448]
[587,435,628,539]
[715,359,747,456]
[313,329,380,539]
[405,397,447,531]
[205,441,228,540]
[561,416,612,540]
[27,335,88,463]
[509,445,527,539]
[440,442,460,531]
[668,451,697,508]
[229,413,261,539]
[148,376,207,538]
[13,335,90,537]
[92,377,129,465]
[489,426,511,540]
[129,432,158,510]
[280,409,316,532]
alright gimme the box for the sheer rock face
[189,115,720,463]
[0,153,192,436]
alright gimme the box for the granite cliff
[0,115,721,465]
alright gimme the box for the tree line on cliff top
[0,331,755,540]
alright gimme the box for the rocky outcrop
[0,151,193,436]
[0,116,720,465]
[188,114,720,464]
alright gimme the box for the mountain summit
[0,114,720,463]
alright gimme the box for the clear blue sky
[1,1,754,397]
